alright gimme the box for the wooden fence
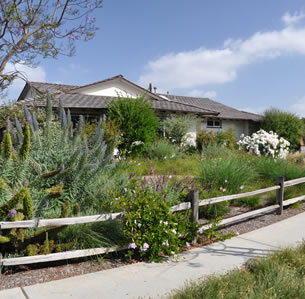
[1,176,305,267]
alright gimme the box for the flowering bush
[120,183,198,262]
[238,129,290,159]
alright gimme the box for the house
[17,75,262,144]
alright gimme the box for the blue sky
[6,0,305,116]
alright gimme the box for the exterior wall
[78,81,144,98]
[199,118,253,140]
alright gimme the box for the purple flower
[140,243,149,252]
[8,209,17,219]
[128,242,137,249]
[198,228,203,235]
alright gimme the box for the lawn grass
[171,243,305,299]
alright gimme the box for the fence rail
[1,176,305,267]
[0,213,122,229]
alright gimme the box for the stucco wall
[79,81,142,98]
[199,118,252,140]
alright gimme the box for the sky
[5,0,305,116]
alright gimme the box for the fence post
[190,190,199,243]
[276,176,284,215]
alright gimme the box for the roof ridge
[28,81,79,88]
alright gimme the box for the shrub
[196,129,236,152]
[199,156,258,195]
[215,128,236,150]
[107,97,159,158]
[253,156,305,182]
[162,115,194,147]
[120,183,198,262]
[144,139,179,160]
[238,129,290,159]
[262,108,304,151]
[196,130,216,152]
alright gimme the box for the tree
[107,97,159,158]
[262,108,304,151]
[0,0,102,90]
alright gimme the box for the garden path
[2,211,305,299]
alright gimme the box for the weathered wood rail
[1,176,305,267]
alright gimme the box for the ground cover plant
[171,243,305,298]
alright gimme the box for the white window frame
[207,119,222,128]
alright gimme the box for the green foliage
[172,243,305,299]
[0,96,116,258]
[81,119,98,140]
[199,156,258,194]
[196,128,236,153]
[120,183,198,262]
[107,97,159,157]
[1,123,13,159]
[61,202,71,218]
[56,220,126,250]
[252,156,305,182]
[196,130,216,151]
[0,102,45,130]
[21,186,34,220]
[144,139,179,160]
[162,115,194,147]
[20,122,31,160]
[262,108,304,151]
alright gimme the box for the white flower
[238,129,289,159]
[186,242,191,247]
[172,229,177,234]
[240,185,244,190]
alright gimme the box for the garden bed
[1,203,305,291]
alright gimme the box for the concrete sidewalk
[2,212,305,299]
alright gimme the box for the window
[207,119,222,128]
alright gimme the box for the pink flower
[140,243,149,251]
[128,243,137,249]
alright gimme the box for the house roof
[159,94,262,121]
[18,82,218,115]
[17,76,262,121]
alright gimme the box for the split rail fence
[1,176,305,267]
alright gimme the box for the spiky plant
[0,95,117,257]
